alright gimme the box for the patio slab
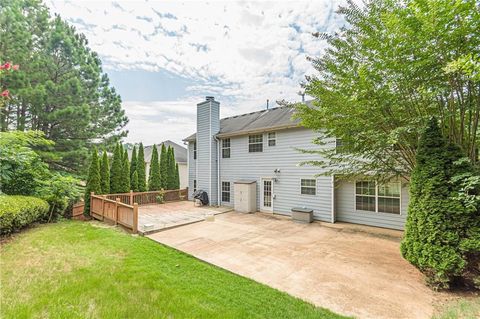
[138,201,231,234]
[148,211,445,319]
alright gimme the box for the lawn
[0,221,348,319]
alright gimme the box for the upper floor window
[221,181,230,202]
[301,179,316,195]
[355,181,401,214]
[249,134,263,152]
[268,132,276,146]
[193,142,197,160]
[222,138,231,158]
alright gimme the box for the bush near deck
[0,195,49,235]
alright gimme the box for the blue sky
[46,0,346,145]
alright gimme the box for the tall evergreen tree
[160,143,168,188]
[83,147,101,216]
[130,145,137,187]
[131,170,139,192]
[0,0,128,174]
[148,144,161,191]
[121,149,130,193]
[100,150,110,194]
[137,143,147,192]
[401,118,480,289]
[174,163,180,189]
[110,143,123,194]
[166,146,176,189]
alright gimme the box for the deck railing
[89,188,188,233]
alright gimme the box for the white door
[261,178,273,212]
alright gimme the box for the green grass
[0,221,348,319]
[433,297,480,319]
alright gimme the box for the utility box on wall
[234,180,257,213]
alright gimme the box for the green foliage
[148,145,161,191]
[131,170,139,192]
[121,150,130,193]
[109,143,123,194]
[401,119,480,290]
[37,174,82,220]
[0,195,49,235]
[0,0,128,174]
[155,192,165,204]
[83,147,101,216]
[129,145,137,189]
[295,0,480,180]
[175,163,180,189]
[136,143,147,192]
[165,146,176,189]
[160,144,168,189]
[100,150,110,194]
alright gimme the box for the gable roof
[183,102,311,142]
[130,140,187,164]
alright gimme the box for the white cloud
[46,0,346,144]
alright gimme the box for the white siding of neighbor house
[187,142,196,200]
[334,179,409,230]
[219,127,334,222]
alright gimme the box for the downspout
[214,135,221,206]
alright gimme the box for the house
[134,141,188,188]
[183,96,409,230]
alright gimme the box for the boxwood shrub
[0,195,50,235]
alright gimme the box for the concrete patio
[148,211,443,319]
[137,201,231,234]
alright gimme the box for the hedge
[0,195,50,235]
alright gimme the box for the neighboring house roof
[129,140,188,164]
[183,101,313,141]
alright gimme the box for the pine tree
[137,143,147,192]
[160,143,168,189]
[131,170,139,192]
[148,144,161,191]
[166,146,176,189]
[83,146,101,216]
[130,145,137,187]
[121,150,130,193]
[401,118,480,289]
[100,150,110,194]
[110,143,123,193]
[175,163,180,189]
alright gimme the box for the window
[248,134,263,152]
[221,181,230,202]
[335,139,345,154]
[268,132,276,146]
[193,180,197,192]
[355,181,401,214]
[222,138,230,158]
[301,179,316,195]
[193,142,197,160]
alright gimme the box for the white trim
[331,175,335,223]
[353,180,402,215]
[209,103,212,205]
[300,178,317,196]
[260,178,274,213]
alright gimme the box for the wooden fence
[105,188,188,206]
[90,188,188,233]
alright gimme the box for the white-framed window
[248,134,263,152]
[193,142,197,160]
[222,138,230,158]
[221,181,230,202]
[355,181,401,214]
[301,179,316,195]
[193,179,197,192]
[268,132,276,146]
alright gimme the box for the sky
[46,0,346,146]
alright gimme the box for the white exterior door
[260,178,273,212]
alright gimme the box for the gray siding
[219,127,334,222]
[187,142,196,200]
[335,179,409,230]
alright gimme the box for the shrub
[137,143,147,192]
[401,118,480,290]
[0,195,49,235]
[110,143,123,194]
[148,145,161,191]
[83,147,101,216]
[100,150,110,194]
